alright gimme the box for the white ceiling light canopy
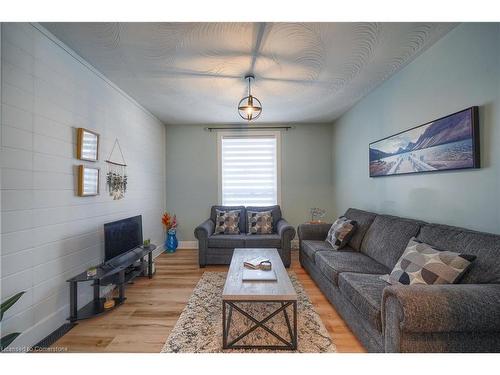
[238,74,262,121]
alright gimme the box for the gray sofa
[195,205,296,268]
[298,208,500,352]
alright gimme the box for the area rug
[161,272,335,353]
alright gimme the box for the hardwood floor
[52,249,366,352]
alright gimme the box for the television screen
[104,215,143,262]
[369,107,480,177]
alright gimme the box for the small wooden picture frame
[77,128,99,162]
[78,165,100,196]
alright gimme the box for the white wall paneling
[1,23,166,349]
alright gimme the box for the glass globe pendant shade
[238,95,262,121]
[237,75,262,121]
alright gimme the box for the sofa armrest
[297,223,331,242]
[382,283,500,335]
[276,219,295,268]
[194,219,214,267]
[194,219,215,239]
[277,219,295,239]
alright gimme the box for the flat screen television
[104,215,143,262]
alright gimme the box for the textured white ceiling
[42,22,456,125]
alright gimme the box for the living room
[1,0,499,372]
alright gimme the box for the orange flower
[162,212,177,231]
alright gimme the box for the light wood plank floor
[52,249,366,352]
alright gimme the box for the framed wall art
[369,107,479,177]
[78,165,100,196]
[77,128,99,162]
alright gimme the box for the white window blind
[219,132,280,206]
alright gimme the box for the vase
[165,229,178,253]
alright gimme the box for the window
[218,131,281,206]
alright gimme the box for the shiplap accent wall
[0,23,166,349]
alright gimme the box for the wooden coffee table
[222,248,298,350]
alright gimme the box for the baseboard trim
[152,245,165,259]
[29,323,76,352]
[178,240,294,250]
[178,241,198,249]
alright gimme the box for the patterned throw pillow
[382,237,476,285]
[214,209,240,234]
[247,210,273,234]
[326,217,357,250]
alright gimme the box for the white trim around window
[217,130,281,207]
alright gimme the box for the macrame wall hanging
[105,138,128,200]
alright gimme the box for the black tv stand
[66,244,157,322]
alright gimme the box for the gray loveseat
[195,205,295,268]
[298,208,500,352]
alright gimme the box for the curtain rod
[205,125,293,132]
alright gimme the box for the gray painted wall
[331,23,500,234]
[1,23,166,349]
[165,123,334,241]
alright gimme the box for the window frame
[217,130,282,207]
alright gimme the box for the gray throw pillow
[214,209,240,234]
[326,216,357,250]
[382,237,476,285]
[247,210,273,234]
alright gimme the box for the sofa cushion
[385,237,476,285]
[344,208,377,251]
[246,205,281,231]
[301,240,334,263]
[208,234,245,248]
[326,216,357,250]
[315,250,389,286]
[360,214,424,269]
[247,210,273,234]
[245,234,281,248]
[214,209,241,234]
[210,205,246,234]
[417,223,500,284]
[338,272,388,332]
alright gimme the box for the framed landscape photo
[369,107,480,177]
[78,165,100,196]
[77,128,99,161]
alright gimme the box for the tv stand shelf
[66,244,157,322]
[74,297,125,321]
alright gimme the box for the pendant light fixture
[238,74,262,121]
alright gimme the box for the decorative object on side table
[309,207,326,223]
[143,238,151,248]
[105,138,127,200]
[162,212,178,252]
[86,266,97,278]
[103,288,116,310]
